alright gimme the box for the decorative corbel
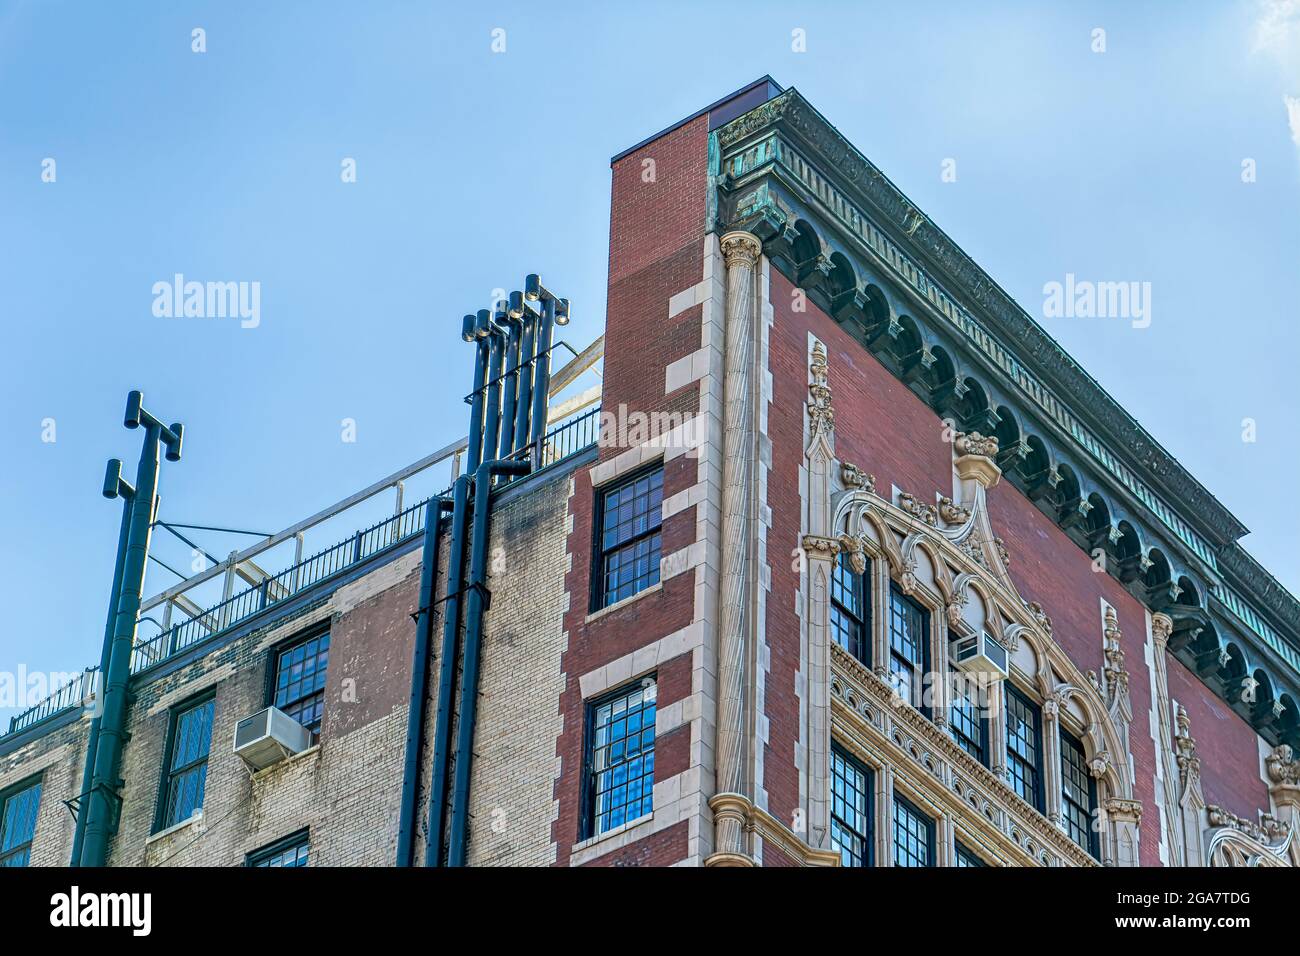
[837,534,866,575]
[840,462,874,493]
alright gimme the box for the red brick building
[2,79,1297,869]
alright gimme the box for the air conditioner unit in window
[951,632,1009,680]
[233,706,312,772]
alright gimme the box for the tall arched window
[1060,727,1099,858]
[830,553,870,665]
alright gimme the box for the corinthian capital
[720,231,762,267]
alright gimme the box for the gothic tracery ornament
[807,341,835,440]
[937,495,970,525]
[841,462,875,493]
[897,491,938,526]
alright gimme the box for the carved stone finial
[1173,704,1201,786]
[896,491,938,527]
[953,432,1002,489]
[1102,606,1129,699]
[840,462,875,493]
[954,431,999,458]
[1266,744,1299,787]
[808,341,835,439]
[1025,600,1053,637]
[937,495,970,525]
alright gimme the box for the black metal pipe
[446,457,530,866]
[496,311,522,460]
[463,314,488,474]
[423,473,471,867]
[528,297,556,455]
[482,327,505,474]
[395,494,453,867]
[513,307,536,456]
[71,464,135,867]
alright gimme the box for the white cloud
[1253,0,1300,54]
[1286,95,1300,145]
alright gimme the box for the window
[893,794,934,867]
[949,667,987,765]
[0,777,42,867]
[1005,685,1043,811]
[584,678,656,838]
[157,695,214,831]
[955,842,986,867]
[272,629,330,735]
[247,829,310,867]
[594,466,664,609]
[888,585,930,714]
[830,745,872,867]
[1060,728,1099,857]
[830,553,870,665]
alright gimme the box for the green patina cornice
[714,88,1300,664]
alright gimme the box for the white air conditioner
[951,632,1009,680]
[233,706,312,771]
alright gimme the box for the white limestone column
[711,231,763,864]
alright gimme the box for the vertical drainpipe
[481,322,505,474]
[496,308,521,461]
[424,474,471,866]
[71,460,135,867]
[464,313,489,474]
[395,494,453,867]
[512,296,535,457]
[528,296,556,462]
[81,392,183,867]
[446,456,530,866]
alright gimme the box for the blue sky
[2,1,1298,726]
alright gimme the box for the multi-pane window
[595,467,663,609]
[158,696,214,831]
[0,777,42,867]
[1005,685,1043,811]
[1061,728,1099,857]
[247,830,310,867]
[830,746,872,867]
[830,553,870,664]
[585,679,656,838]
[949,667,987,765]
[893,794,934,867]
[955,842,986,867]
[888,585,929,713]
[273,630,330,735]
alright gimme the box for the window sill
[585,582,663,624]
[251,743,321,779]
[147,810,203,845]
[570,812,654,865]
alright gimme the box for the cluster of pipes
[396,273,569,867]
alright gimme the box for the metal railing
[3,406,602,739]
[7,668,96,736]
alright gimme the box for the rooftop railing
[4,404,602,739]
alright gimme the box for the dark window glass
[888,585,929,713]
[955,842,986,867]
[596,467,663,608]
[893,794,934,867]
[274,630,330,734]
[248,830,309,867]
[830,553,870,665]
[586,679,656,837]
[830,746,872,867]
[949,667,987,765]
[160,697,214,830]
[1061,728,1099,857]
[1006,685,1043,811]
[0,778,42,867]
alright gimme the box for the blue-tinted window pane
[1061,729,1097,856]
[589,680,657,836]
[0,780,42,867]
[893,796,933,867]
[830,554,870,665]
[275,631,330,734]
[162,698,214,830]
[250,833,310,867]
[1006,686,1042,810]
[598,468,663,608]
[830,747,871,867]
